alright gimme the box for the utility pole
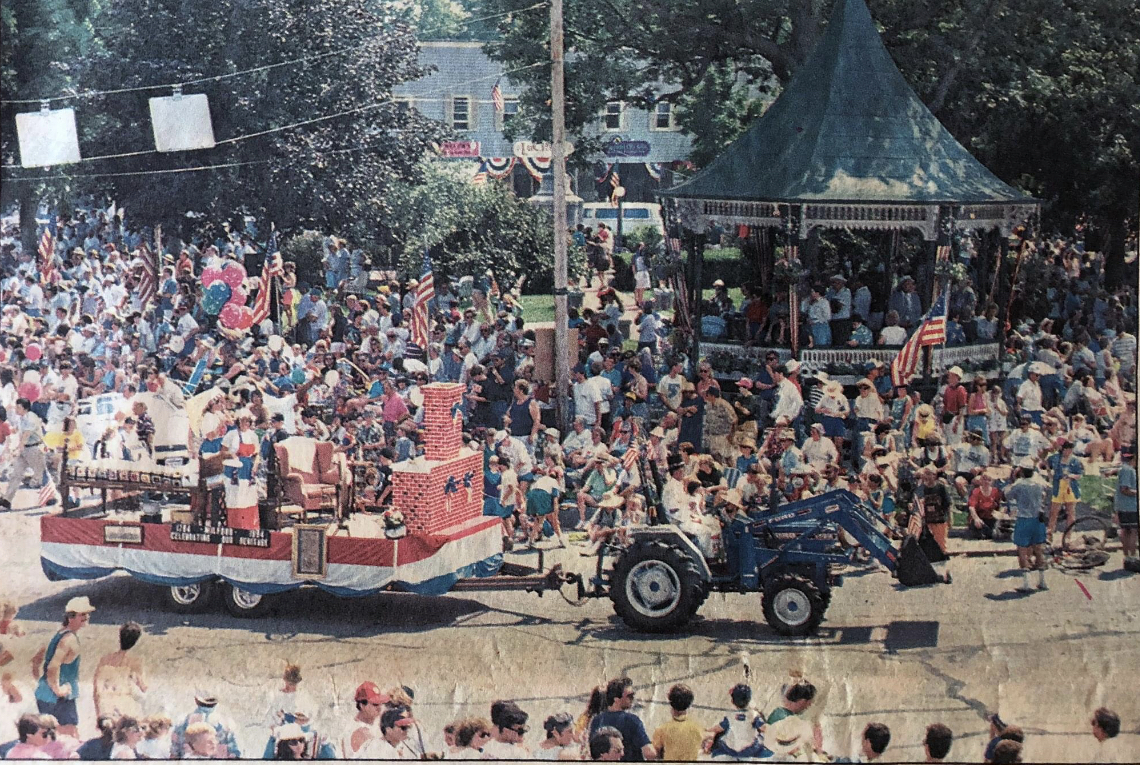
[551,0,570,434]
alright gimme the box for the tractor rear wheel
[763,573,826,636]
[610,540,706,632]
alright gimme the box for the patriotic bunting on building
[484,156,515,179]
[519,155,550,181]
[644,162,663,181]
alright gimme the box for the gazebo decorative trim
[655,0,1041,374]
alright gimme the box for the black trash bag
[918,527,949,562]
[896,534,941,586]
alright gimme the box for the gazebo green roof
[660,0,1035,205]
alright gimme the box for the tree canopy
[482,0,1137,275]
[385,160,576,294]
[2,0,449,246]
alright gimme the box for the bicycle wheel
[1058,516,1112,570]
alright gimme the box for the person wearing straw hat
[802,423,839,472]
[814,378,849,456]
[31,596,94,738]
[587,492,626,550]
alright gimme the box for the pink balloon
[24,343,42,361]
[201,267,225,288]
[220,263,247,289]
[219,302,243,330]
[17,382,41,402]
[235,306,255,330]
[226,285,248,306]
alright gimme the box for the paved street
[2,507,1138,762]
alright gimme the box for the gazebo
[657,0,1039,380]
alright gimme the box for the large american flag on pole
[410,248,435,350]
[890,292,948,386]
[251,230,284,326]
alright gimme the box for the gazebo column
[686,231,707,379]
[784,204,804,357]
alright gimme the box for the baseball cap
[354,682,390,705]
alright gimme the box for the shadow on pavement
[14,575,496,638]
[983,589,1033,601]
[582,616,940,651]
[1097,568,1137,581]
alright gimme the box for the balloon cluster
[201,262,254,331]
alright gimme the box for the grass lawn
[519,293,556,323]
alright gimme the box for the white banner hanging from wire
[149,90,216,152]
[16,105,82,167]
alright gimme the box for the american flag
[621,445,640,472]
[935,242,951,262]
[38,219,55,284]
[890,293,948,386]
[490,80,505,113]
[136,240,157,307]
[39,474,58,507]
[472,160,488,185]
[251,230,284,326]
[410,248,435,350]
[609,167,621,206]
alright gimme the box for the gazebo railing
[700,340,1002,383]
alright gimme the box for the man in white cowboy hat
[1016,363,1048,426]
[30,596,94,738]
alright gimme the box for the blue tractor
[599,490,945,635]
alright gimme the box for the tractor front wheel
[763,573,827,636]
[610,541,706,632]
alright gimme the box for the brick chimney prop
[390,383,484,535]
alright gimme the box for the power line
[0,3,546,105]
[2,134,463,182]
[6,61,546,169]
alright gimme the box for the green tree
[58,0,446,242]
[0,0,101,253]
[386,160,577,293]
[482,0,1137,276]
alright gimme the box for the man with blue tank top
[33,596,95,738]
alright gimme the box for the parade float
[39,384,511,616]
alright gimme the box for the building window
[496,96,519,130]
[603,101,623,131]
[393,96,414,114]
[652,101,677,130]
[451,96,472,131]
